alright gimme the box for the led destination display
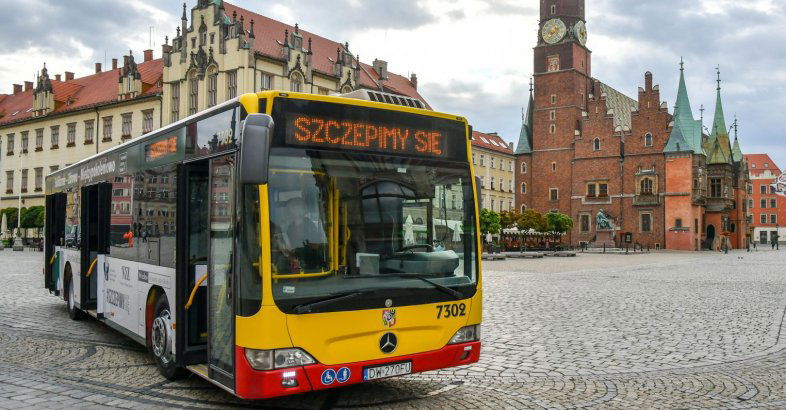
[273,98,467,161]
[288,114,445,157]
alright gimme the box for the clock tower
[524,0,592,217]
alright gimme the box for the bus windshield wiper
[292,289,379,314]
[347,273,463,300]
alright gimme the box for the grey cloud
[422,79,529,143]
[229,0,436,38]
[0,0,165,61]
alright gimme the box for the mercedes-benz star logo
[379,332,397,354]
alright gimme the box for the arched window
[290,72,303,92]
[644,133,653,147]
[521,162,527,174]
[593,137,601,151]
[521,182,527,194]
[640,178,653,195]
[207,67,218,108]
[341,85,353,94]
[521,204,527,212]
[414,217,423,225]
[188,72,199,115]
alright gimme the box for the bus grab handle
[85,258,98,278]
[185,272,208,310]
[50,253,56,265]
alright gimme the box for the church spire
[707,66,733,164]
[711,66,728,138]
[731,115,743,163]
[665,58,703,154]
[515,77,534,155]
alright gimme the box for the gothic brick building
[515,0,751,250]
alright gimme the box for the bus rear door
[44,193,67,294]
[79,183,112,311]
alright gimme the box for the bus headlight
[244,348,316,371]
[448,325,480,344]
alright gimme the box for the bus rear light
[244,348,316,371]
[448,325,480,345]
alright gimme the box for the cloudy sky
[1,0,784,167]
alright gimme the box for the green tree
[545,212,574,241]
[499,210,522,231]
[1,208,19,231]
[479,208,501,236]
[518,209,547,233]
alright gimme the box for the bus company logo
[382,309,397,328]
[79,160,116,183]
[379,332,398,354]
[106,289,129,313]
[773,171,786,198]
[138,270,149,283]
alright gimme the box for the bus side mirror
[239,114,274,185]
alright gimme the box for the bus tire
[65,266,84,321]
[150,294,187,380]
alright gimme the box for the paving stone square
[1,249,785,408]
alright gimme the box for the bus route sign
[287,114,446,158]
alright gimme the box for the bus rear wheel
[150,295,187,380]
[65,269,84,320]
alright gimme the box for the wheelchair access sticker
[321,369,337,385]
[336,367,351,383]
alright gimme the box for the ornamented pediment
[189,45,217,79]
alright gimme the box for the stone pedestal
[593,230,616,248]
[12,236,24,251]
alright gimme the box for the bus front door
[44,193,67,294]
[79,183,111,311]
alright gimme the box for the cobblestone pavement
[1,249,786,408]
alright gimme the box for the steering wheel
[397,244,434,253]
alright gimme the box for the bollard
[626,244,629,254]
[603,243,606,253]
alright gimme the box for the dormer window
[551,4,556,14]
[343,52,352,66]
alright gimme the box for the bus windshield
[267,147,478,313]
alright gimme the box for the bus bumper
[235,341,481,399]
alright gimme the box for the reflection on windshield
[267,148,478,311]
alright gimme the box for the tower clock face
[542,19,567,45]
[574,21,588,46]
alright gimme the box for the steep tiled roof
[598,82,638,130]
[222,2,425,104]
[744,154,781,175]
[731,137,743,163]
[0,59,163,127]
[707,79,732,164]
[472,131,513,155]
[515,89,533,155]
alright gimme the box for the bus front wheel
[65,267,84,320]
[150,295,187,380]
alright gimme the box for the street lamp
[12,148,26,251]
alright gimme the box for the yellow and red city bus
[43,91,482,399]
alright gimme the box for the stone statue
[595,209,614,231]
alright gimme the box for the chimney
[410,73,418,89]
[112,58,118,70]
[161,44,172,55]
[644,71,653,90]
[65,71,74,81]
[373,59,388,80]
[143,49,153,62]
[13,84,22,94]
[24,81,33,91]
[55,74,62,81]
[95,63,102,73]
